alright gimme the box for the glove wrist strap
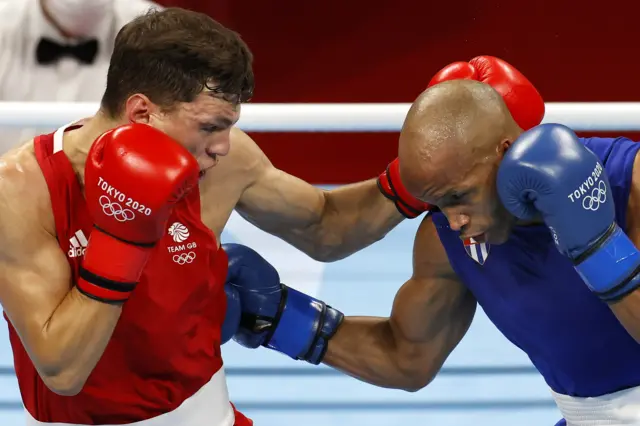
[264,285,344,365]
[76,267,136,304]
[574,224,640,301]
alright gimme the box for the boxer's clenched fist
[77,124,200,303]
[497,124,640,302]
[429,56,545,131]
[85,124,199,244]
[377,158,432,219]
[224,243,343,365]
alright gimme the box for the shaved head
[399,79,519,201]
[398,79,523,244]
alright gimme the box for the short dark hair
[100,8,254,117]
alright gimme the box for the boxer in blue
[222,79,640,424]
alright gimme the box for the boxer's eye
[446,192,466,205]
[437,188,473,208]
[201,125,220,133]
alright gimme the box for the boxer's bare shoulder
[388,214,477,384]
[397,214,477,361]
[198,127,270,235]
[0,140,72,348]
[0,140,56,239]
[201,127,266,190]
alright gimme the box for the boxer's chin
[473,233,488,244]
[474,232,502,245]
[199,170,207,180]
[487,224,513,245]
[485,232,504,245]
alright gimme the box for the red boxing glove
[78,124,200,304]
[428,56,544,131]
[377,158,432,219]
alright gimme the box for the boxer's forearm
[35,288,122,395]
[309,180,404,261]
[322,316,435,392]
[609,290,640,343]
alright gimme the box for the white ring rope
[0,102,639,132]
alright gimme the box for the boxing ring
[0,101,638,426]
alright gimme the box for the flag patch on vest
[463,238,490,265]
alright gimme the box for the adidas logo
[68,230,88,258]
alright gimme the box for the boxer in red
[0,7,431,426]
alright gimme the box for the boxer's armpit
[0,157,122,396]
[322,217,476,391]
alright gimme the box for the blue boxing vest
[433,137,640,397]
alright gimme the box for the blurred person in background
[0,0,159,151]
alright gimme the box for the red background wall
[157,0,640,183]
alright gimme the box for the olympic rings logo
[99,195,135,222]
[173,251,196,265]
[582,180,607,211]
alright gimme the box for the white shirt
[0,0,160,151]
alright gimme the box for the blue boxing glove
[497,123,640,302]
[221,283,241,344]
[223,243,343,364]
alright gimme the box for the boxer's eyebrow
[215,117,234,129]
[202,117,235,130]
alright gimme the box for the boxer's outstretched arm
[232,130,403,262]
[323,216,476,391]
[0,157,122,396]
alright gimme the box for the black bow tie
[36,37,98,65]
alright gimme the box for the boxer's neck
[62,111,127,188]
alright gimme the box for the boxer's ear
[124,94,155,124]
[497,137,515,158]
